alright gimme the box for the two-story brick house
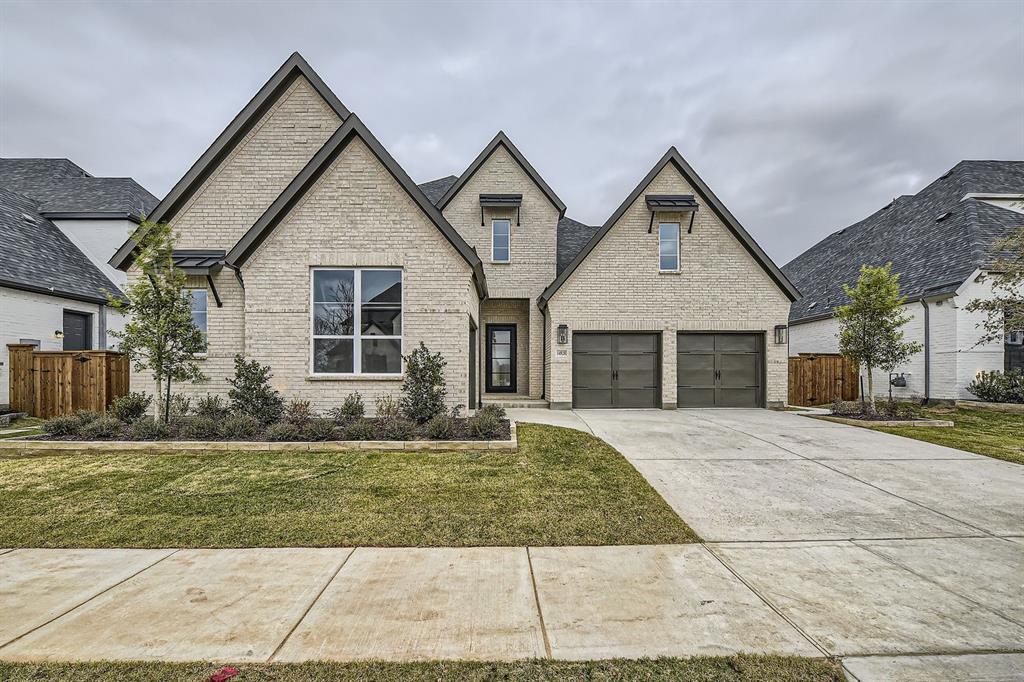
[112,53,798,411]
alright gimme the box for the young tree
[835,263,922,413]
[109,220,206,422]
[966,227,1024,345]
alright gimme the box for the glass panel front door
[486,325,517,393]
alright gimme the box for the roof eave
[0,277,123,306]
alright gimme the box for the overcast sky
[2,1,1021,264]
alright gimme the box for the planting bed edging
[954,400,1024,414]
[0,421,517,455]
[803,414,954,428]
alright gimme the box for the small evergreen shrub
[330,392,365,423]
[477,404,506,421]
[967,369,1024,403]
[303,418,337,442]
[43,415,81,437]
[80,416,124,440]
[468,411,501,439]
[194,394,230,420]
[830,399,862,416]
[227,354,284,424]
[400,342,448,423]
[73,410,101,426]
[375,394,402,420]
[424,411,455,440]
[109,392,153,423]
[284,399,314,426]
[179,416,221,440]
[379,417,415,441]
[343,418,377,441]
[129,417,169,441]
[218,413,261,440]
[265,422,303,442]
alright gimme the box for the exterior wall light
[774,325,787,345]
[557,324,569,345]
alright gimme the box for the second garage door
[572,333,660,408]
[677,333,763,407]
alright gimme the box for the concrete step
[482,397,550,409]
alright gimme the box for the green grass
[0,416,44,440]
[0,424,698,548]
[870,406,1024,465]
[0,656,845,681]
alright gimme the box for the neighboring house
[784,161,1024,401]
[110,52,797,412]
[0,158,158,405]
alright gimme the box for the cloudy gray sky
[2,0,1021,264]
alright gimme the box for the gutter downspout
[919,298,930,403]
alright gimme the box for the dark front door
[572,333,660,408]
[486,324,516,393]
[677,333,763,407]
[62,310,91,351]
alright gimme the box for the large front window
[311,268,402,375]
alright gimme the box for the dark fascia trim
[111,52,349,271]
[437,132,566,217]
[0,278,122,306]
[539,147,801,308]
[225,113,487,299]
[42,211,143,224]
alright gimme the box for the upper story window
[186,289,208,351]
[491,219,511,263]
[311,268,403,375]
[659,222,680,271]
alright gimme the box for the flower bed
[819,399,954,427]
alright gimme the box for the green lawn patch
[871,406,1024,465]
[0,656,845,682]
[0,416,44,440]
[0,424,698,547]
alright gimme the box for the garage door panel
[717,388,759,407]
[719,354,757,386]
[678,353,715,386]
[678,334,714,352]
[617,334,658,353]
[617,354,658,389]
[679,387,715,407]
[573,334,611,353]
[715,334,758,352]
[677,333,763,408]
[573,389,614,409]
[572,333,659,408]
[617,388,660,408]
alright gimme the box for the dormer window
[492,219,511,263]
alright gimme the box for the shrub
[379,417,415,441]
[109,392,153,423]
[284,399,314,426]
[967,370,1024,404]
[400,343,447,423]
[477,403,506,421]
[424,411,455,440]
[330,392,365,423]
[343,418,377,441]
[830,398,862,416]
[73,410,101,426]
[227,354,284,424]
[129,417,169,441]
[194,394,230,420]
[375,394,402,420]
[43,415,81,437]
[80,416,124,440]
[178,415,221,440]
[303,418,337,442]
[218,413,261,440]
[265,422,303,442]
[468,411,501,439]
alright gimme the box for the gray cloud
[2,0,1021,264]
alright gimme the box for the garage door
[573,333,660,408]
[677,333,763,407]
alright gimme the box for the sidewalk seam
[266,547,355,662]
[0,548,180,651]
[526,546,553,659]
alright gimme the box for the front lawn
[0,424,698,547]
[0,656,845,682]
[871,406,1024,465]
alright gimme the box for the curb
[801,414,954,428]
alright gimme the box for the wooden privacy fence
[7,344,130,419]
[788,353,859,406]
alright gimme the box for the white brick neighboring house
[0,159,157,406]
[784,161,1024,401]
[110,52,799,412]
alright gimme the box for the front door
[486,324,517,393]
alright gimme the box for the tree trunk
[164,377,172,423]
[866,364,875,414]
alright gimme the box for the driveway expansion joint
[525,547,553,659]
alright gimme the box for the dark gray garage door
[573,333,660,408]
[677,333,763,407]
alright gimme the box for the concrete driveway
[510,408,1024,680]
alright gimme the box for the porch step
[481,397,550,409]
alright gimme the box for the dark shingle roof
[418,175,458,205]
[0,158,158,218]
[0,187,125,304]
[784,160,1024,324]
[557,217,601,274]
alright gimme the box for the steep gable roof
[226,114,487,299]
[418,175,459,205]
[556,216,600,274]
[784,160,1024,324]
[539,147,800,307]
[436,132,566,216]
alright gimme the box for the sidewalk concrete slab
[711,541,1024,656]
[0,548,174,645]
[506,409,591,433]
[633,459,982,541]
[274,547,545,662]
[842,653,1024,681]
[826,458,1024,536]
[0,548,349,662]
[854,537,1024,624]
[528,544,818,660]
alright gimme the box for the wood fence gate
[788,353,859,406]
[7,344,129,418]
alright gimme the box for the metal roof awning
[172,250,225,275]
[479,194,523,225]
[645,195,699,233]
